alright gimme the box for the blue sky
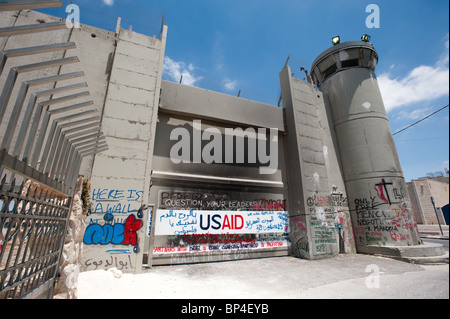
[38,0,449,182]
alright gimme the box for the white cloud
[223,79,238,92]
[163,57,203,86]
[378,34,449,112]
[103,0,114,6]
[394,107,431,121]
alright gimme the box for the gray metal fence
[0,0,107,299]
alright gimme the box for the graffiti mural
[84,214,143,252]
[352,180,419,246]
[152,190,290,260]
[153,210,289,254]
[159,191,286,212]
[289,216,309,258]
[91,188,143,214]
[303,186,355,256]
[156,210,289,236]
[82,187,146,272]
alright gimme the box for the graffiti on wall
[353,180,418,246]
[304,185,355,255]
[153,210,289,255]
[153,191,290,258]
[84,255,135,271]
[83,188,145,271]
[156,210,289,236]
[290,216,309,258]
[90,188,143,214]
[84,214,143,251]
[154,233,288,256]
[160,191,286,212]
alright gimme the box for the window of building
[324,64,337,79]
[341,59,359,68]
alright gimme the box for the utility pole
[431,197,444,236]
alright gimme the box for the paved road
[423,238,449,252]
[78,253,449,299]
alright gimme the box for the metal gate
[0,0,107,299]
[146,80,289,266]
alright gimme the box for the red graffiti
[316,196,329,207]
[374,185,388,204]
[374,179,393,204]
[389,231,410,241]
[122,215,143,246]
[252,199,286,211]
[354,227,365,235]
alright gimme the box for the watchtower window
[324,64,337,78]
[341,59,359,68]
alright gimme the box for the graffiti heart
[83,214,143,252]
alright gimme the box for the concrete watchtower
[310,40,422,255]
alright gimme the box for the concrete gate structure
[1,8,444,276]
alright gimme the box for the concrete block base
[357,243,448,264]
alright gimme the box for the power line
[393,104,449,136]
[396,136,449,142]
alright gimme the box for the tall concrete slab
[61,24,117,177]
[280,66,355,259]
[84,24,167,273]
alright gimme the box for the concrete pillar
[310,41,421,254]
[83,25,167,274]
[280,66,356,259]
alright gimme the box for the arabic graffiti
[152,210,289,257]
[155,210,289,236]
[84,255,134,271]
[154,192,290,261]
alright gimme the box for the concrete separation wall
[2,10,442,274]
[82,23,167,273]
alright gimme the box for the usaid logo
[170,120,279,175]
[200,214,244,231]
[156,210,289,236]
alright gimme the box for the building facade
[0,9,429,274]
[407,177,449,225]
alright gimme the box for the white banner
[155,210,289,236]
